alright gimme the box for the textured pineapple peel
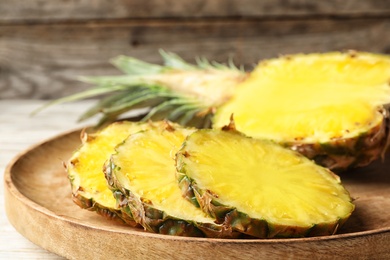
[176,129,355,238]
[214,52,390,143]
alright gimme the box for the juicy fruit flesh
[69,122,151,209]
[112,127,215,224]
[178,130,354,227]
[214,52,390,143]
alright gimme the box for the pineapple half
[44,50,390,170]
[176,126,355,238]
[214,52,390,170]
[66,121,164,225]
[104,122,237,238]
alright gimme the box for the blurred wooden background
[1,0,390,99]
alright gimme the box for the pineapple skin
[286,108,390,171]
[69,183,137,226]
[104,152,239,238]
[177,168,350,239]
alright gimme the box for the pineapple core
[214,53,390,143]
[178,130,354,227]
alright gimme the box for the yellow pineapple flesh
[176,128,355,238]
[214,52,390,142]
[105,122,237,237]
[214,52,390,170]
[67,121,162,224]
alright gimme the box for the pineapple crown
[34,50,245,128]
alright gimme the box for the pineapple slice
[43,51,390,170]
[176,127,355,238]
[67,121,163,225]
[104,122,238,238]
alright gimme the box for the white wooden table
[0,100,96,259]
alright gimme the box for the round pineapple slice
[67,121,162,225]
[214,52,390,171]
[176,128,355,238]
[104,122,237,238]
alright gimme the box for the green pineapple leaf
[33,50,244,128]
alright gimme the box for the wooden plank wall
[1,0,390,99]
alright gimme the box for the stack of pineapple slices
[66,120,354,238]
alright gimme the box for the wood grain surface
[1,1,390,99]
[1,0,390,22]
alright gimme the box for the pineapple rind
[105,166,225,237]
[287,109,390,171]
[176,129,355,238]
[71,189,133,225]
[177,173,341,238]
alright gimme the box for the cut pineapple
[214,52,390,170]
[67,121,163,225]
[44,51,390,170]
[176,128,355,238]
[104,122,238,238]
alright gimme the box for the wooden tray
[4,129,390,259]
